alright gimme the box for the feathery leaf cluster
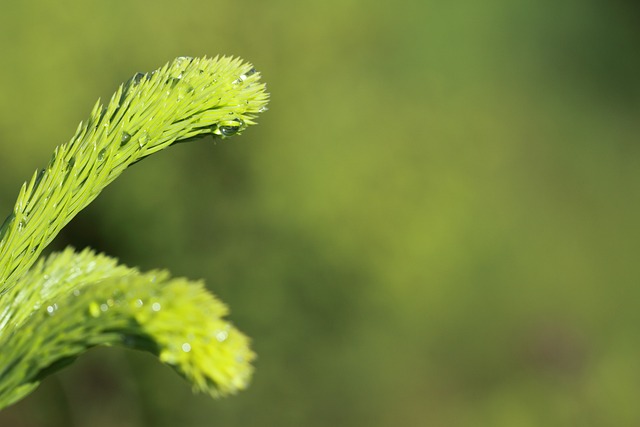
[0,56,268,410]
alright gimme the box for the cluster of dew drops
[42,282,234,356]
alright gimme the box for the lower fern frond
[0,248,254,409]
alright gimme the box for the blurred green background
[0,0,639,426]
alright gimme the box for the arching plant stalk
[0,56,268,410]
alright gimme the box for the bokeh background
[0,0,639,426]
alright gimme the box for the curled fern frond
[0,248,254,409]
[0,56,268,410]
[0,56,268,295]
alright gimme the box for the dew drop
[135,299,144,308]
[120,72,146,104]
[233,68,257,85]
[17,219,26,232]
[215,330,229,342]
[46,304,58,315]
[174,56,193,67]
[133,72,145,84]
[167,77,181,88]
[120,132,132,146]
[219,126,239,136]
[151,302,161,312]
[234,69,254,85]
[100,303,109,312]
[181,343,192,352]
[176,84,194,101]
[138,130,150,148]
[217,118,244,137]
[258,106,268,113]
[98,148,107,161]
[126,72,145,89]
[61,157,76,185]
[73,289,81,297]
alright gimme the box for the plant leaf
[0,56,268,295]
[0,56,268,410]
[0,247,254,409]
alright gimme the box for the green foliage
[0,56,268,410]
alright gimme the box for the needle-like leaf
[0,56,268,410]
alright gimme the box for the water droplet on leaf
[126,72,145,90]
[138,130,150,148]
[233,68,255,85]
[132,72,145,84]
[176,84,194,100]
[215,330,229,342]
[120,132,132,146]
[219,126,240,136]
[216,118,244,137]
[167,77,181,88]
[174,56,193,67]
[121,72,146,103]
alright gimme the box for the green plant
[0,56,268,409]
